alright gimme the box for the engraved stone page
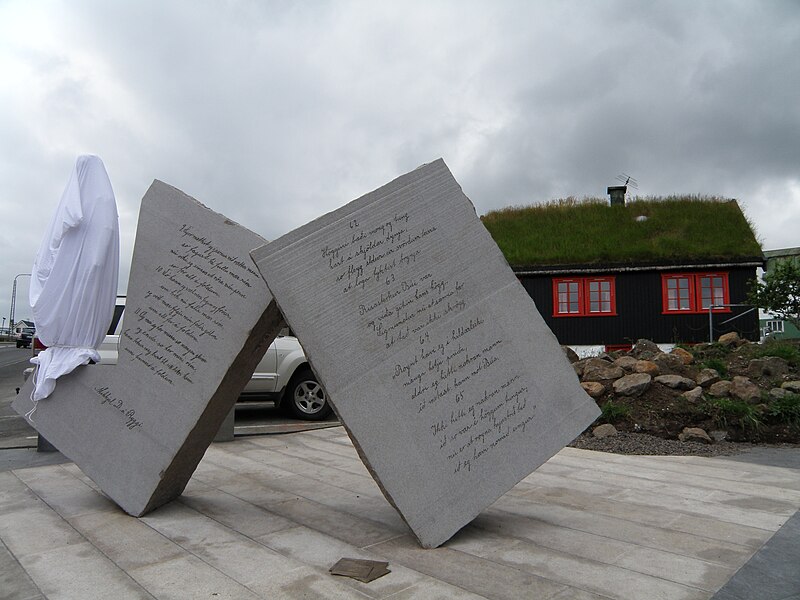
[251,159,600,548]
[15,180,283,516]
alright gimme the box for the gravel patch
[568,432,752,457]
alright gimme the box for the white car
[70,299,331,421]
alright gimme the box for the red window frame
[661,272,730,314]
[552,276,617,317]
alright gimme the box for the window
[555,279,581,315]
[661,272,730,314]
[664,275,692,311]
[588,279,614,314]
[766,320,784,334]
[553,276,616,317]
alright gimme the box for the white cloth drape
[29,155,120,402]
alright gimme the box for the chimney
[607,185,627,207]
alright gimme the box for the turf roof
[480,196,762,268]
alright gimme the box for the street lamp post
[9,273,31,338]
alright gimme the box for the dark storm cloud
[1,0,798,322]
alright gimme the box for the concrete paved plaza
[2,427,798,599]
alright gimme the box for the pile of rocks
[565,334,800,445]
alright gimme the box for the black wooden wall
[518,266,760,346]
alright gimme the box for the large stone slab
[251,159,600,547]
[14,180,283,516]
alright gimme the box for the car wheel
[286,368,331,421]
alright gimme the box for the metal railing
[708,303,757,343]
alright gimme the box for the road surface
[0,344,36,448]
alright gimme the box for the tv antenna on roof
[616,173,639,190]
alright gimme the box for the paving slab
[0,538,44,600]
[1,428,799,600]
[18,541,151,600]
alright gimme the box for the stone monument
[251,159,600,548]
[15,181,283,516]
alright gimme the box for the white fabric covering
[29,155,120,402]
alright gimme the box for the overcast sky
[1,0,798,325]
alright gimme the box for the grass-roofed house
[482,194,763,353]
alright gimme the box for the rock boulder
[780,381,800,394]
[633,339,660,358]
[769,387,789,400]
[747,357,789,379]
[682,386,704,403]
[709,380,733,398]
[654,374,697,390]
[696,368,720,387]
[592,424,618,439]
[582,358,625,382]
[613,356,638,372]
[572,359,586,378]
[670,347,694,365]
[718,332,740,346]
[653,352,684,374]
[581,382,606,398]
[562,346,580,364]
[613,373,652,397]
[679,427,713,444]
[634,360,660,376]
[730,376,761,403]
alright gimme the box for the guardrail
[708,303,757,343]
